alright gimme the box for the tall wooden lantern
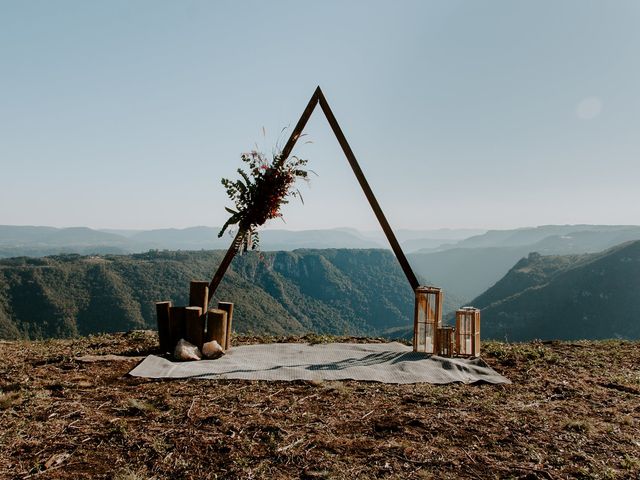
[413,286,443,354]
[455,307,481,357]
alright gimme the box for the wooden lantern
[413,286,443,354]
[455,307,481,357]
[436,326,454,357]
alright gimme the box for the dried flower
[218,148,310,251]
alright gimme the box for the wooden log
[169,306,186,350]
[185,306,204,349]
[155,301,172,353]
[217,302,234,350]
[205,308,227,348]
[189,281,209,312]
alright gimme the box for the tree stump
[185,306,204,349]
[169,306,186,349]
[206,309,227,349]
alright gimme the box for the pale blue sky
[1,0,639,231]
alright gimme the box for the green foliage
[0,249,430,340]
[474,241,640,341]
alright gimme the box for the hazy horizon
[3,222,640,233]
[2,1,639,231]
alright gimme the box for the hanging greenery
[218,149,310,251]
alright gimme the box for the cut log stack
[155,280,234,357]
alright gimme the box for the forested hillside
[0,249,461,340]
[470,241,640,341]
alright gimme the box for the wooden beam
[316,88,419,290]
[206,86,420,304]
[279,87,320,160]
[207,229,244,304]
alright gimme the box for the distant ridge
[4,224,640,306]
[449,224,640,250]
[0,225,483,257]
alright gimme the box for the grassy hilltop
[0,332,638,479]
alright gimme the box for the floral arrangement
[218,149,310,251]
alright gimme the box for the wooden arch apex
[208,86,420,304]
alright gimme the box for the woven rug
[128,342,510,385]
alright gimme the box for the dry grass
[0,332,638,479]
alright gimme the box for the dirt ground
[0,332,638,479]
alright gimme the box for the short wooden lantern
[413,286,443,354]
[436,326,454,357]
[455,307,481,357]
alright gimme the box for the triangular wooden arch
[208,86,419,304]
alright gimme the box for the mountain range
[0,249,462,341]
[4,224,640,304]
[0,225,481,258]
[2,224,640,343]
[1,240,639,342]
